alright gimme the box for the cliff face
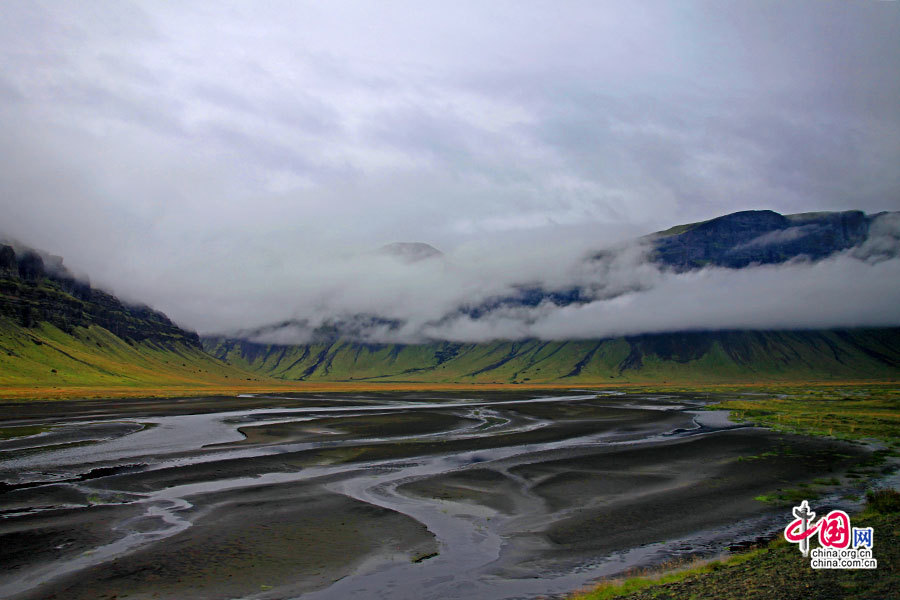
[456,209,891,320]
[0,243,199,348]
[650,209,874,270]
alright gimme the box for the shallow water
[0,391,874,600]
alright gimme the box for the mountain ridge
[0,242,199,347]
[224,208,900,344]
[0,240,271,393]
[648,209,882,270]
[201,328,900,384]
[199,208,900,383]
[1,208,898,394]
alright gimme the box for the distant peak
[650,208,875,271]
[377,242,443,263]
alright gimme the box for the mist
[1,1,899,342]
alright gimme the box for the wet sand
[397,427,866,577]
[12,482,436,600]
[229,410,480,446]
[0,391,874,600]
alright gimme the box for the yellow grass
[1,379,896,402]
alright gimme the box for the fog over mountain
[219,210,900,344]
[1,2,898,341]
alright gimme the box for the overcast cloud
[1,1,898,340]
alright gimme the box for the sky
[1,1,899,340]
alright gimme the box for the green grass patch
[710,385,900,444]
[572,551,767,600]
[753,487,817,506]
[571,490,900,600]
[0,316,274,397]
[865,488,900,514]
[0,424,50,440]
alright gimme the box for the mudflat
[10,481,436,600]
[0,391,874,600]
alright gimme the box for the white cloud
[733,225,818,250]
[0,1,898,340]
[419,252,900,343]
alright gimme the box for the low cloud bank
[6,209,899,344]
[211,213,900,344]
[422,253,900,343]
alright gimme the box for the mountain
[228,209,900,341]
[648,209,883,270]
[1,209,899,396]
[0,242,265,394]
[0,243,198,346]
[202,329,900,384]
[484,209,896,313]
[377,242,443,263]
[202,209,900,384]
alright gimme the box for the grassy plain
[711,385,900,442]
[3,380,898,402]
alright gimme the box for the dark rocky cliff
[650,209,873,270]
[0,243,200,347]
[454,209,891,321]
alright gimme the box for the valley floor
[1,380,897,402]
[2,391,889,600]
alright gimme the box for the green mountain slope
[203,328,900,384]
[0,317,265,391]
[1,244,198,346]
[0,243,267,395]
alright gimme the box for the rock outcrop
[0,244,199,347]
[650,209,873,270]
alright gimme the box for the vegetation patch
[571,551,763,600]
[0,424,50,440]
[866,488,900,514]
[570,384,900,599]
[708,385,900,442]
[570,490,900,600]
